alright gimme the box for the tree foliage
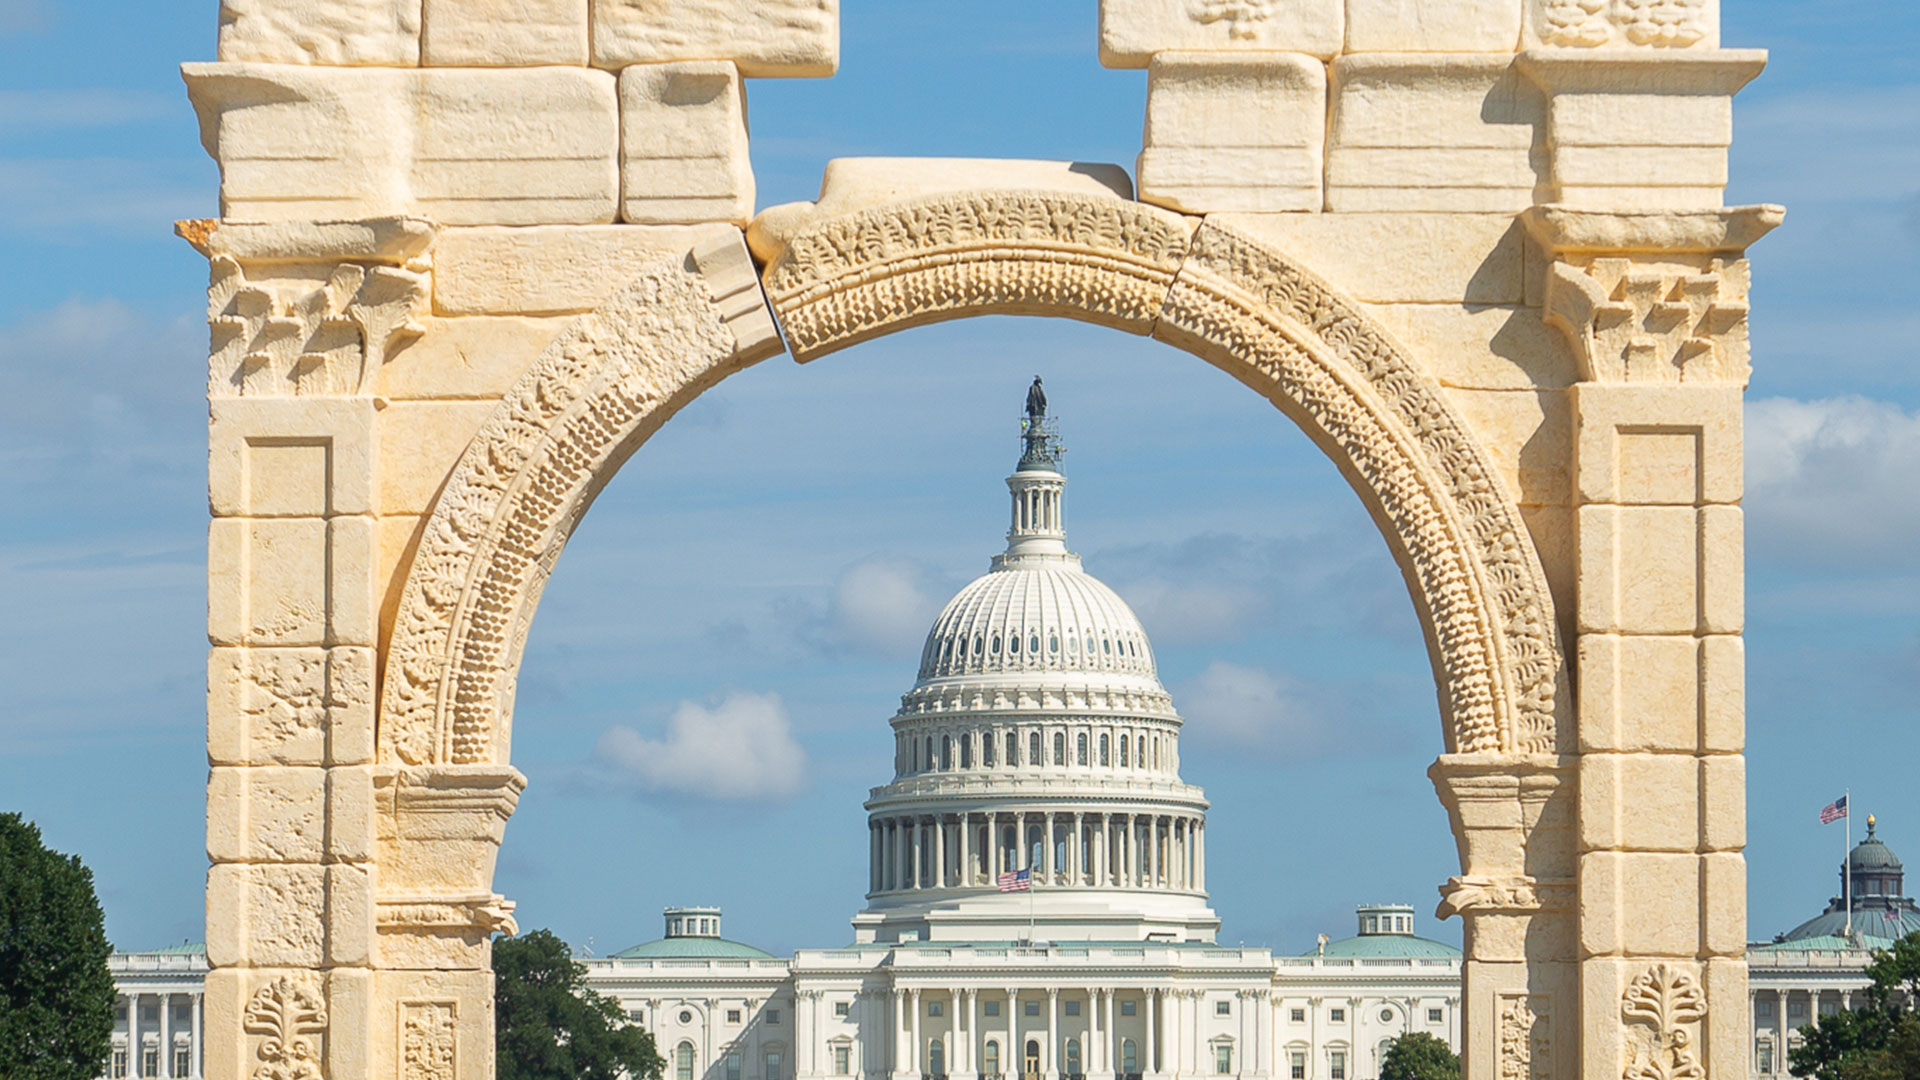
[495,928,665,1080]
[1379,1031,1461,1080]
[0,812,117,1080]
[1789,931,1920,1080]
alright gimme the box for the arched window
[1010,632,1020,655]
[960,736,972,769]
[992,634,1002,655]
[942,736,953,771]
[912,741,920,773]
[1008,732,1020,765]
[1102,637,1111,655]
[1085,635,1094,656]
[1066,1039,1082,1077]
[928,1039,945,1078]
[1122,1040,1138,1076]
[925,737,934,771]
[983,735,996,767]
[677,1043,696,1080]
[1029,731,1041,765]
[1076,731,1088,765]
[1025,1040,1042,1079]
[1119,735,1130,766]
[985,1041,1001,1078]
[1029,633,1040,655]
[765,1048,784,1080]
[1053,732,1065,765]
[973,634,983,656]
[1049,633,1059,654]
[1100,733,1110,766]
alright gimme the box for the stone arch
[376,188,1567,770]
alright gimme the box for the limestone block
[1578,852,1699,956]
[1137,52,1325,214]
[369,970,496,1080]
[1345,0,1522,51]
[209,647,376,767]
[376,401,500,515]
[432,224,739,314]
[1572,385,1740,504]
[1699,634,1742,754]
[183,63,618,225]
[1578,753,1697,853]
[210,518,328,646]
[201,968,247,1080]
[1577,634,1721,754]
[1698,504,1741,633]
[1575,504,1698,634]
[1516,50,1766,210]
[1700,851,1744,955]
[1327,55,1544,213]
[206,217,435,266]
[1703,957,1748,1072]
[326,864,375,966]
[375,317,566,399]
[1438,388,1570,506]
[619,62,754,225]
[1579,958,1708,1080]
[423,0,587,66]
[1520,503,1575,639]
[328,766,377,862]
[1524,0,1718,49]
[208,766,328,863]
[591,0,838,77]
[1365,304,1576,390]
[210,399,377,518]
[1100,0,1343,66]
[218,0,421,65]
[377,515,424,645]
[1209,213,1525,303]
[1699,756,1742,852]
[326,968,374,1080]
[374,765,525,894]
[204,969,337,1080]
[206,863,329,968]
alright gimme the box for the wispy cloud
[0,158,209,236]
[593,692,808,802]
[1175,660,1335,756]
[0,89,177,134]
[829,558,941,653]
[1746,395,1920,568]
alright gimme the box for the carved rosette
[1164,221,1564,754]
[378,237,775,766]
[1621,964,1708,1080]
[760,191,1197,359]
[243,976,328,1080]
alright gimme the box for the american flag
[997,869,1032,893]
[1884,910,1901,923]
[1821,795,1849,825]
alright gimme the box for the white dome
[915,564,1161,684]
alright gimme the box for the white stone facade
[103,948,209,1080]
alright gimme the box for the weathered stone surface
[1327,54,1544,212]
[209,398,376,518]
[206,863,329,968]
[375,316,569,399]
[1578,752,1698,852]
[204,217,434,265]
[1579,852,1700,956]
[1100,0,1343,67]
[1572,385,1742,505]
[1210,213,1526,303]
[1525,0,1719,49]
[218,0,421,65]
[422,0,587,66]
[590,0,838,77]
[432,224,739,314]
[183,63,618,225]
[376,401,499,516]
[1138,51,1325,214]
[620,61,754,225]
[1364,303,1576,390]
[207,766,328,863]
[1441,387,1571,506]
[1345,0,1522,52]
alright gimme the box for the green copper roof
[611,937,776,960]
[1752,934,1888,953]
[1310,935,1460,960]
[123,942,206,956]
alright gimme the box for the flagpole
[1845,789,1853,940]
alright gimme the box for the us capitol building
[102,392,1908,1080]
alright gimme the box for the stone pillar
[1521,203,1779,1080]
[1044,813,1056,883]
[908,989,922,1080]
[1046,989,1059,1076]
[1144,992,1157,1079]
[1016,812,1028,871]
[960,814,973,886]
[1194,824,1205,892]
[192,992,204,1079]
[161,992,174,1078]
[127,993,140,1077]
[935,816,948,889]
[1254,991,1270,1078]
[911,819,923,890]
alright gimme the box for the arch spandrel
[377,185,1567,773]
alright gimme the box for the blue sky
[1,0,1916,958]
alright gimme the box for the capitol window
[1757,1000,1773,1019]
[983,737,995,767]
[836,1001,850,1017]
[141,1046,158,1078]
[985,1041,1001,1076]
[1010,633,1020,654]
[1008,733,1020,765]
[1213,1044,1232,1074]
[1290,1009,1305,1023]
[769,1009,781,1024]
[835,1046,851,1076]
[1379,1009,1393,1023]
[1427,1008,1443,1023]
[111,1049,127,1079]
[1030,732,1042,764]
[1100,734,1110,765]
[1025,1002,1040,1017]
[961,738,972,769]
[1329,1050,1346,1080]
[929,1001,943,1017]
[992,635,1001,655]
[1065,1001,1081,1017]
[677,1042,696,1080]
[1054,732,1065,764]
[1049,633,1059,654]
[985,1001,1001,1017]
[1030,634,1040,654]
[1330,1008,1345,1023]
[1289,1052,1305,1080]
[1216,1000,1230,1017]
[1119,735,1129,766]
[1076,732,1088,765]
[1122,1001,1136,1017]
[729,1052,742,1080]
[728,1009,742,1023]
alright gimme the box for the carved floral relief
[401,1002,458,1080]
[1499,995,1551,1080]
[243,976,328,1080]
[1189,0,1273,41]
[208,255,427,398]
[1621,964,1708,1080]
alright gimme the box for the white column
[1089,991,1105,1078]
[1016,812,1028,871]
[1194,825,1205,892]
[1237,993,1248,1079]
[960,815,973,886]
[191,992,203,1079]
[935,817,948,889]
[1144,992,1157,1078]
[1256,992,1270,1077]
[127,994,139,1079]
[910,990,922,1080]
[1007,990,1019,1078]
[1044,813,1056,883]
[799,991,816,1078]
[1047,989,1059,1076]
[895,989,909,1078]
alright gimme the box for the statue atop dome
[1018,377,1062,471]
[1025,375,1047,421]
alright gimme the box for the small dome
[1310,934,1461,960]
[1851,832,1902,870]
[609,937,776,960]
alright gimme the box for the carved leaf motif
[401,1002,457,1080]
[243,977,327,1080]
[207,257,426,398]
[1621,965,1707,1080]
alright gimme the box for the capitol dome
[854,382,1218,946]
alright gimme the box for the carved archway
[377,189,1567,770]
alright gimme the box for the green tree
[1789,930,1920,1079]
[496,928,665,1080]
[1379,1031,1460,1080]
[0,812,116,1080]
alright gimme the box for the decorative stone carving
[1498,995,1550,1080]
[243,976,328,1080]
[401,1002,458,1080]
[1536,0,1708,47]
[1542,258,1750,384]
[1164,221,1565,754]
[1621,964,1707,1080]
[208,255,428,397]
[1190,0,1272,40]
[377,233,778,765]
[1437,875,1574,918]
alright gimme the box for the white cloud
[1746,396,1920,566]
[1116,578,1267,644]
[831,558,939,652]
[594,692,808,801]
[1175,660,1323,752]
